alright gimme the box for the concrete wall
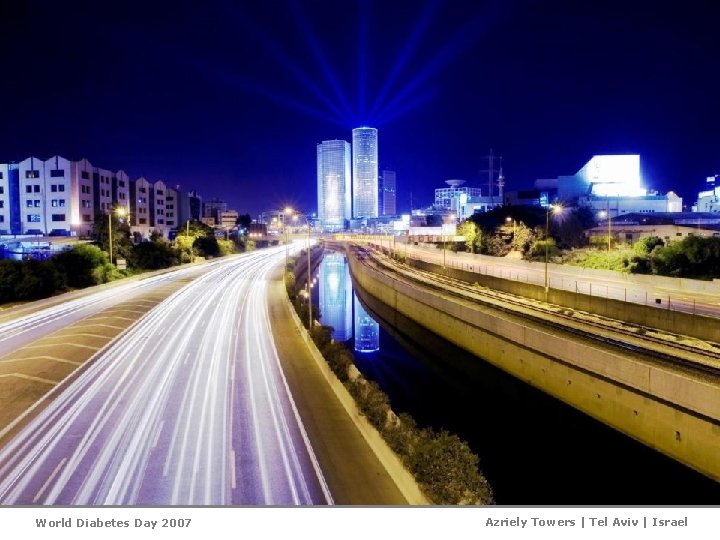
[402,256,720,343]
[346,245,720,482]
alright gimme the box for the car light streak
[0,247,331,505]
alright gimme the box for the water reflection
[317,251,380,352]
[318,252,353,341]
[354,296,379,352]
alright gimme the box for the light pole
[109,206,127,266]
[108,208,113,266]
[443,213,455,269]
[599,208,611,268]
[283,206,293,281]
[294,213,313,329]
[545,204,562,293]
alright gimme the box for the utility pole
[480,149,503,207]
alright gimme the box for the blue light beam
[286,0,355,119]
[367,0,441,120]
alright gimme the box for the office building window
[139,218,147,224]
[0,172,3,179]
[26,170,39,179]
[0,201,4,208]
[0,186,3,194]
[34,185,40,193]
[139,187,147,193]
[156,189,164,195]
[27,214,41,222]
[34,200,41,207]
[59,199,65,207]
[81,185,91,194]
[51,214,66,221]
[82,214,91,222]
[25,185,32,193]
[0,215,4,222]
[52,200,59,207]
[51,185,57,192]
[82,200,91,208]
[119,180,126,187]
[59,184,65,192]
[50,169,65,177]
[81,171,89,179]
[26,200,33,207]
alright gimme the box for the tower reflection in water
[318,252,380,352]
[318,252,353,341]
[354,295,379,352]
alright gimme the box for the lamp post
[599,208,611,268]
[108,208,113,266]
[293,213,313,329]
[108,206,128,266]
[443,213,455,269]
[283,207,293,283]
[545,204,562,293]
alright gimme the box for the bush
[131,241,178,270]
[0,260,22,303]
[407,428,493,505]
[92,262,124,284]
[16,260,62,300]
[349,378,391,430]
[193,235,220,258]
[53,244,108,288]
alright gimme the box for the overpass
[338,241,720,483]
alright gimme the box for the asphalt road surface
[0,247,332,505]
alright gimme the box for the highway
[0,247,332,505]
[0,261,225,355]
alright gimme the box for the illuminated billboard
[578,155,646,197]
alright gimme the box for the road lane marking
[33,457,67,503]
[0,355,81,366]
[43,332,109,340]
[0,373,57,385]
[19,343,100,351]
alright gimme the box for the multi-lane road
[0,247,332,505]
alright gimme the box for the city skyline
[0,1,718,217]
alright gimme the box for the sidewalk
[267,268,409,505]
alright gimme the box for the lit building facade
[317,139,351,230]
[379,169,396,216]
[352,127,378,218]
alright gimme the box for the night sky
[1,0,718,217]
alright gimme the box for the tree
[236,213,252,228]
[458,220,483,253]
[511,222,535,254]
[91,211,133,263]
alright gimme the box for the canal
[312,251,720,504]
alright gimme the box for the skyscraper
[379,169,396,216]
[352,127,378,218]
[317,139,351,230]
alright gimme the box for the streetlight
[598,209,612,268]
[545,204,562,293]
[293,213,313,329]
[443,213,456,269]
[108,206,127,266]
[283,206,293,280]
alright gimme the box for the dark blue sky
[1,0,718,216]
